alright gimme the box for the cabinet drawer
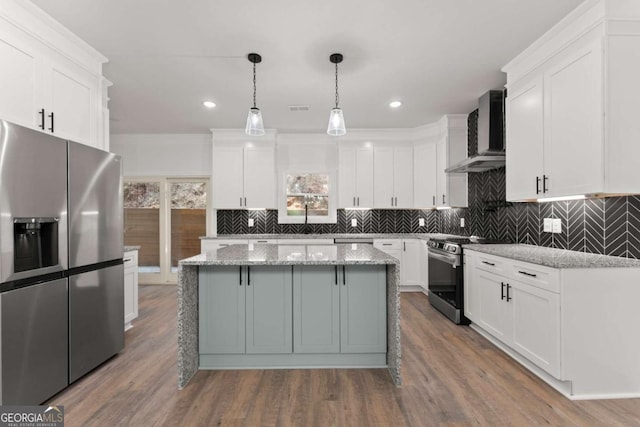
[123,251,138,269]
[373,239,402,251]
[248,239,278,244]
[509,261,560,294]
[475,253,508,276]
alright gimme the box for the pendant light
[245,53,265,136]
[327,53,346,136]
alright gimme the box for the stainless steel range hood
[446,90,505,173]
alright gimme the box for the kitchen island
[177,243,401,388]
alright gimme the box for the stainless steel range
[427,236,488,324]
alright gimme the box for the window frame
[278,170,337,224]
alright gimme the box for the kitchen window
[279,172,337,223]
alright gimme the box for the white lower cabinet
[123,250,139,331]
[465,249,640,399]
[201,239,247,253]
[374,239,424,290]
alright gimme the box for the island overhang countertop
[177,243,402,389]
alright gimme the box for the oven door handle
[428,250,460,268]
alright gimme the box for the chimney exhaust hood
[446,90,505,173]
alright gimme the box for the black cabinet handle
[38,108,45,129]
[403,242,406,251]
[432,195,435,206]
[247,266,250,286]
[342,266,346,286]
[442,194,446,204]
[244,197,247,206]
[124,258,133,263]
[353,196,356,206]
[391,197,393,207]
[48,112,54,132]
[501,282,505,300]
[335,266,338,285]
[395,197,398,206]
[518,270,537,278]
[543,175,548,193]
[482,261,495,266]
[536,176,541,194]
[357,197,359,206]
[240,197,243,207]
[506,284,512,302]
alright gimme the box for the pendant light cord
[334,62,340,109]
[253,61,257,109]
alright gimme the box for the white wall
[111,134,211,177]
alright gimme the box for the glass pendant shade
[327,108,346,136]
[245,107,265,136]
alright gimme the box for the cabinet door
[435,138,448,207]
[373,147,395,208]
[338,147,357,208]
[199,267,246,354]
[413,144,437,208]
[463,252,476,321]
[510,280,560,378]
[401,240,422,288]
[212,147,244,209]
[0,35,39,128]
[293,266,340,353]
[48,64,96,145]
[246,266,292,354]
[476,270,512,343]
[544,39,604,197]
[393,146,414,208]
[244,146,276,208]
[340,265,387,353]
[355,147,374,207]
[505,76,545,201]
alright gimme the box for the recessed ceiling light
[389,101,402,108]
[202,101,216,109]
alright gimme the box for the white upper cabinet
[413,143,437,208]
[373,146,413,208]
[212,145,276,209]
[435,116,468,208]
[244,146,276,208]
[0,1,108,149]
[505,76,545,201]
[503,0,640,201]
[338,146,374,208]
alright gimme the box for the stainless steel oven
[427,240,468,324]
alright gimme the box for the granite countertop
[464,244,640,269]
[180,243,400,266]
[124,245,141,252]
[200,233,461,241]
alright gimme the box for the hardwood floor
[47,286,640,426]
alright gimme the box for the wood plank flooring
[47,286,640,426]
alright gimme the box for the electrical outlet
[351,218,357,227]
[460,218,465,228]
[419,218,425,227]
[552,218,562,234]
[248,218,254,227]
[543,218,552,233]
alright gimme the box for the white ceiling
[31,0,583,134]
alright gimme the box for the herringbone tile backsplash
[217,109,640,259]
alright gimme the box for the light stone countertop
[180,243,400,266]
[464,244,640,269]
[200,233,461,241]
[124,245,140,252]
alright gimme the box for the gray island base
[177,243,401,389]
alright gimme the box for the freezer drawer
[69,264,124,383]
[1,278,68,404]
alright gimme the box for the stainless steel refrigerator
[0,119,124,404]
[67,142,124,383]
